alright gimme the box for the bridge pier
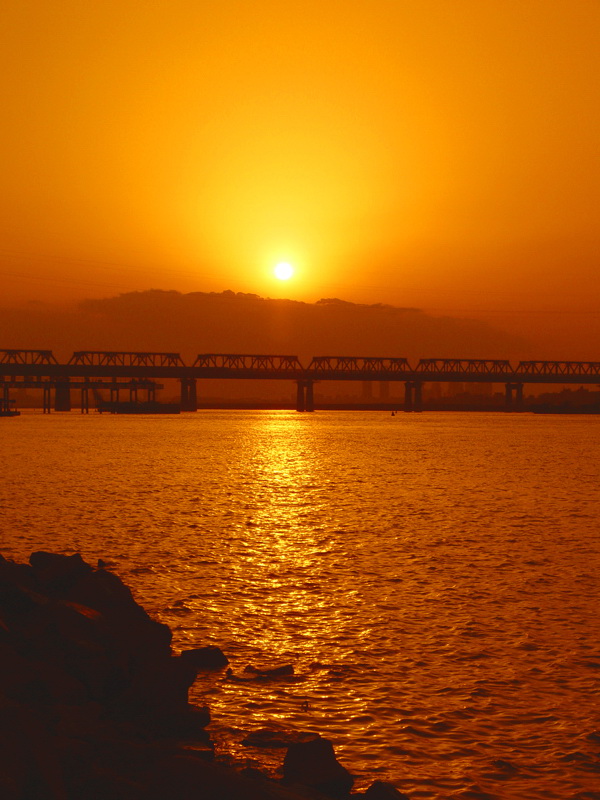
[505,382,525,412]
[414,381,423,412]
[404,381,423,412]
[180,378,198,411]
[296,380,305,412]
[516,382,524,411]
[404,381,413,412]
[305,380,314,412]
[43,384,51,413]
[296,380,315,412]
[80,386,89,414]
[54,380,71,412]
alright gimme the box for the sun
[274,261,294,280]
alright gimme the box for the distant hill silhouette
[0,289,527,363]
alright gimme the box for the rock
[118,653,201,722]
[240,766,270,781]
[2,592,117,705]
[29,551,92,594]
[148,753,284,800]
[242,728,316,749]
[0,556,43,616]
[0,695,68,800]
[244,664,295,677]
[363,780,411,799]
[0,552,383,800]
[180,645,229,669]
[158,705,212,739]
[283,735,354,798]
[64,567,173,659]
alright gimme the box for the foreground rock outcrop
[0,552,408,799]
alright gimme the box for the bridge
[1,350,599,412]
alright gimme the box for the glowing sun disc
[274,262,294,280]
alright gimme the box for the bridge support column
[80,386,89,414]
[43,384,51,413]
[1,384,9,413]
[54,380,71,412]
[180,378,198,411]
[404,381,413,412]
[296,380,305,412]
[414,381,423,412]
[515,382,524,412]
[305,380,314,412]
[505,382,524,412]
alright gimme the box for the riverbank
[0,551,406,800]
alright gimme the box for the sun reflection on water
[225,412,340,661]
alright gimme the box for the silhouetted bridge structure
[2,350,600,412]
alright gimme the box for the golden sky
[2,0,599,320]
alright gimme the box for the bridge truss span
[68,351,185,367]
[414,358,513,375]
[0,349,58,365]
[193,354,304,372]
[307,356,412,376]
[515,360,600,377]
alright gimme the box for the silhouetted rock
[64,566,172,657]
[29,551,92,594]
[240,766,270,781]
[147,752,310,800]
[0,551,389,800]
[180,645,229,669]
[363,780,411,799]
[244,663,295,677]
[117,653,200,720]
[283,735,354,797]
[242,728,316,749]
[0,553,43,614]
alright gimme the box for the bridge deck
[1,351,599,384]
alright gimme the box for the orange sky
[2,1,599,333]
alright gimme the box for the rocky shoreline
[0,552,407,799]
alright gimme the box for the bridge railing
[414,358,513,375]
[193,354,304,371]
[0,349,58,365]
[515,360,600,376]
[307,356,412,374]
[68,351,185,367]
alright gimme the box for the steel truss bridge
[1,350,599,412]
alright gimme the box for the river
[2,410,599,798]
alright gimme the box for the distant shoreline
[9,403,600,414]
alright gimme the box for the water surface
[2,411,599,798]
